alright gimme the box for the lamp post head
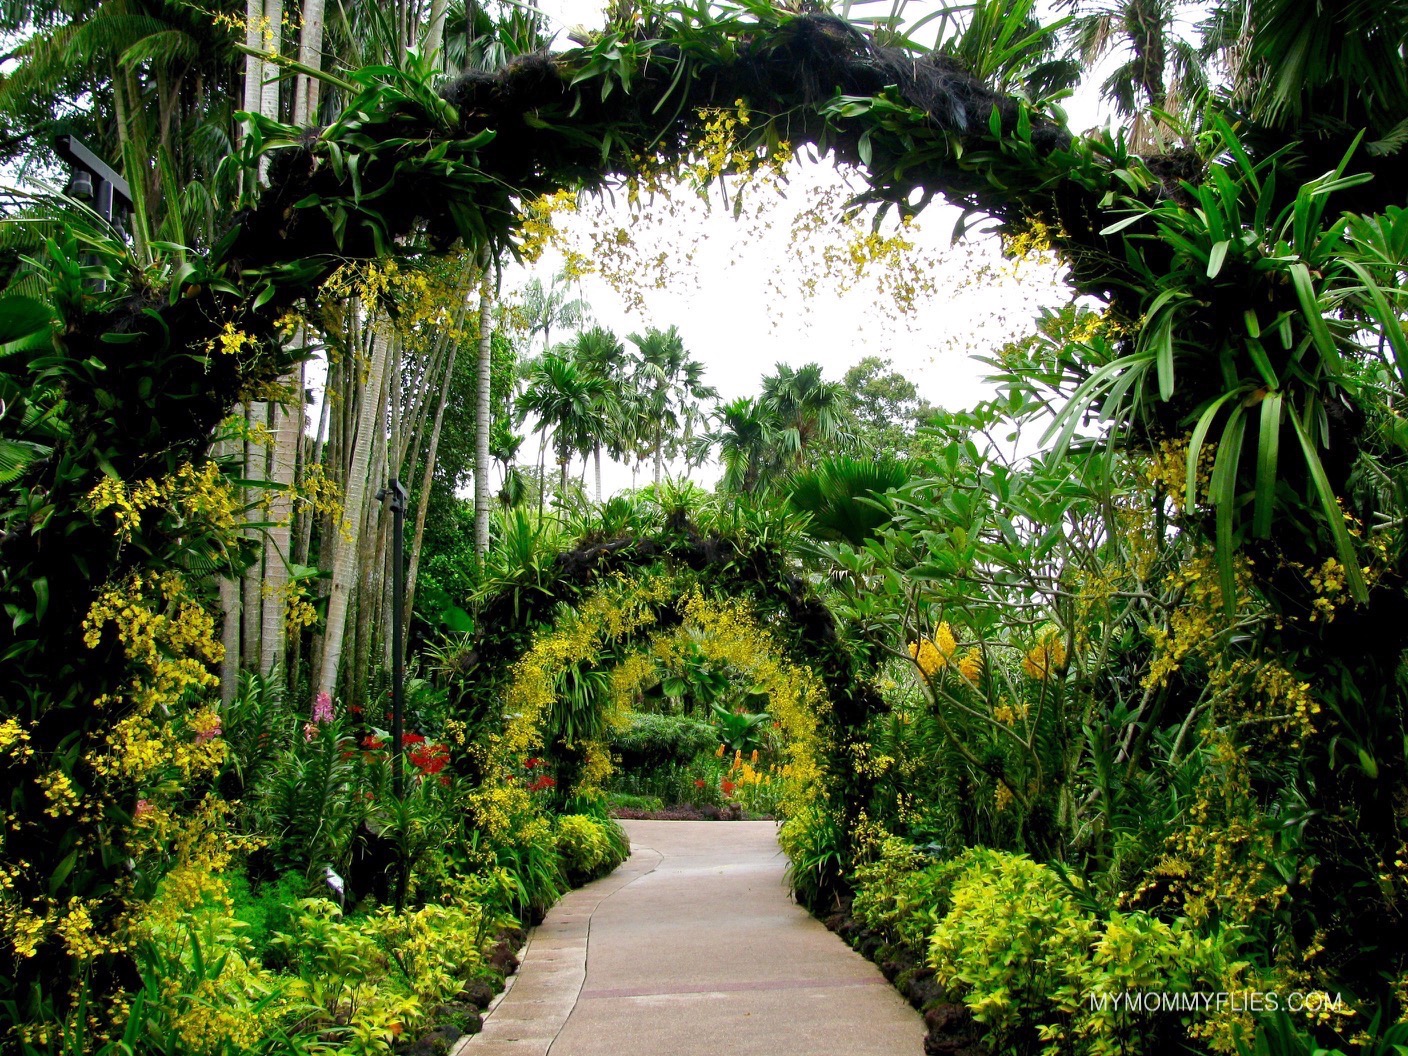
[65,169,94,200]
[377,479,410,512]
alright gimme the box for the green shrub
[927,851,1240,1055]
[851,838,984,959]
[930,852,1097,1044]
[227,871,308,962]
[610,755,726,807]
[610,711,719,769]
[555,814,629,884]
[605,791,665,813]
[780,802,846,911]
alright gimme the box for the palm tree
[516,351,609,507]
[1059,0,1205,146]
[698,397,777,495]
[626,326,718,485]
[759,362,854,469]
[520,271,592,357]
[568,326,627,503]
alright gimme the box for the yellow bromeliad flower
[1022,626,1067,681]
[908,622,957,677]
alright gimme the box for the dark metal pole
[389,479,407,799]
[381,479,410,908]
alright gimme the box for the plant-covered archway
[6,0,1408,1046]
[453,518,885,906]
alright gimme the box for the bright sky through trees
[509,0,1089,494]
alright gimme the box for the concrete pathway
[458,820,926,1056]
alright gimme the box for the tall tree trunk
[243,0,263,150]
[593,443,602,503]
[653,433,663,485]
[242,402,267,669]
[426,0,449,65]
[215,431,242,705]
[407,339,460,624]
[294,0,327,126]
[350,419,388,710]
[261,390,299,675]
[257,0,283,183]
[474,252,494,558]
[316,326,392,701]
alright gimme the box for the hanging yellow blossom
[1022,626,1067,681]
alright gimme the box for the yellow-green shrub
[929,851,1096,1042]
[851,838,986,958]
[928,851,1242,1055]
[555,814,627,884]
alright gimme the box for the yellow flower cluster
[909,622,957,676]
[517,189,580,263]
[88,460,241,543]
[206,321,257,359]
[1307,557,1347,622]
[1021,626,1067,681]
[1144,435,1213,514]
[37,770,80,819]
[1003,216,1056,261]
[0,717,33,761]
[992,700,1030,726]
[688,99,790,192]
[956,647,984,683]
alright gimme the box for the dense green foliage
[3,0,1408,1053]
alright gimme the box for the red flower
[410,743,450,775]
[528,775,557,793]
[361,735,384,750]
[721,780,736,796]
[694,779,706,788]
[349,704,364,715]
[400,732,427,746]
[523,757,540,770]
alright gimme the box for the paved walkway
[458,820,925,1056]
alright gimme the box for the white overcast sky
[505,0,1121,495]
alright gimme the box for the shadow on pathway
[458,820,925,1056]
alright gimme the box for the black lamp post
[53,135,133,292]
[377,478,410,907]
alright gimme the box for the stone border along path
[456,820,925,1056]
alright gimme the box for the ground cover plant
[1,0,1407,1052]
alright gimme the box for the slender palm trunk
[257,0,282,183]
[261,392,299,674]
[215,431,242,705]
[594,443,602,503]
[474,253,494,559]
[241,402,267,669]
[407,340,459,625]
[243,0,263,145]
[316,326,392,701]
[426,0,449,64]
[294,0,327,125]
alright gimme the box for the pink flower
[303,722,319,742]
[134,799,153,819]
[312,691,335,724]
[194,725,221,744]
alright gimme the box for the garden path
[457,820,925,1056]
